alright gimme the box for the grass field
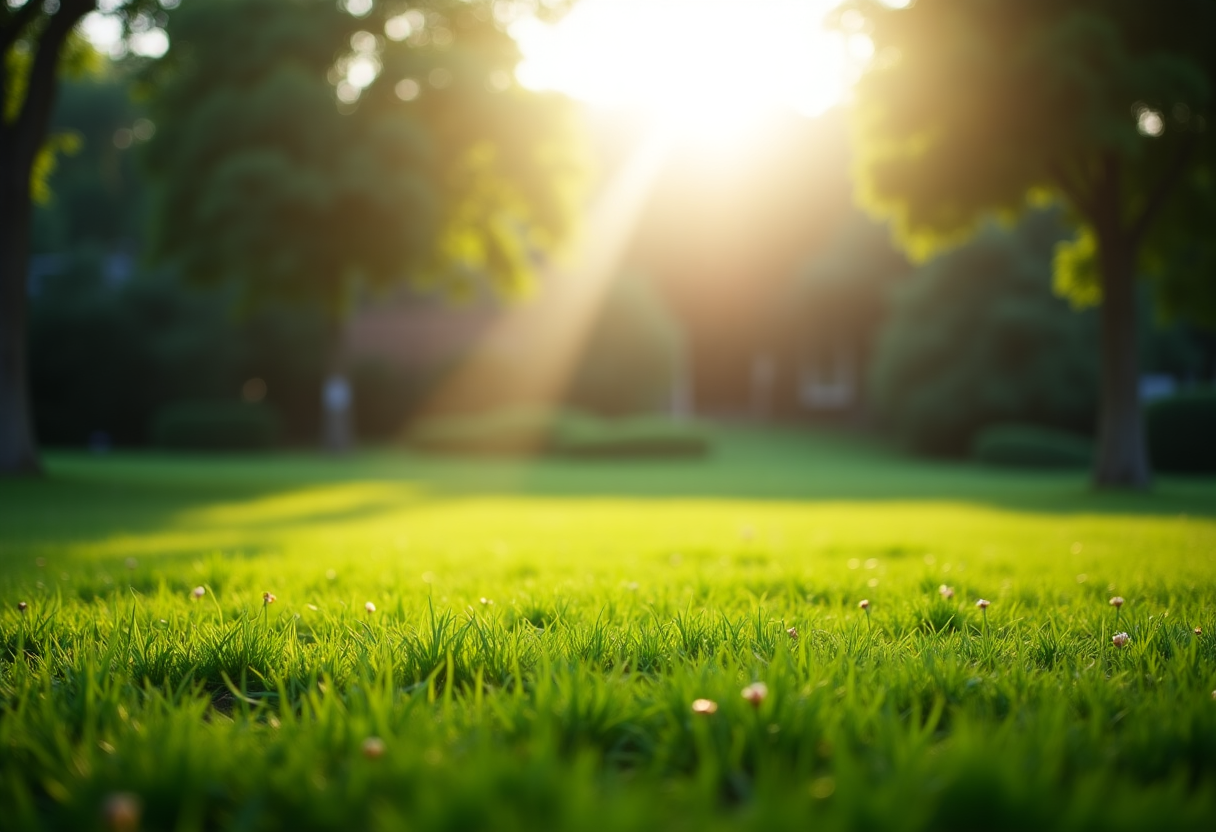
[2,426,1216,831]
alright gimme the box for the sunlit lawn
[2,426,1215,831]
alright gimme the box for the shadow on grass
[0,426,1212,573]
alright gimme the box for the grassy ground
[2,426,1215,831]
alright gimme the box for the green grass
[2,426,1215,831]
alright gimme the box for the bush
[870,210,1099,455]
[566,273,683,416]
[151,401,281,451]
[30,266,326,447]
[971,423,1092,468]
[408,407,569,455]
[1146,391,1216,473]
[557,415,710,458]
[407,408,710,458]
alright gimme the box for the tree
[2,0,166,474]
[838,0,1216,488]
[141,0,583,451]
[870,210,1098,455]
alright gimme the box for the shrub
[407,407,571,455]
[407,408,709,458]
[30,266,326,447]
[971,423,1092,468]
[557,415,710,458]
[870,210,1099,455]
[1146,390,1216,473]
[151,401,281,451]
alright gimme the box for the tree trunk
[0,165,41,475]
[1092,231,1150,489]
[0,1,94,475]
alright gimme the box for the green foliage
[870,211,1099,455]
[2,4,126,200]
[142,0,586,316]
[840,0,1216,318]
[0,435,1214,830]
[557,415,709,459]
[32,70,151,252]
[1146,390,1216,472]
[408,405,571,453]
[29,265,326,446]
[408,406,708,458]
[971,423,1093,469]
[150,401,281,451]
[567,273,682,417]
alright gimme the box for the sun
[512,0,867,143]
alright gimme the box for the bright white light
[130,28,170,58]
[513,0,856,137]
[341,0,373,17]
[80,12,124,57]
[347,56,379,89]
[1137,107,1164,137]
[385,15,413,41]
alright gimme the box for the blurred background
[16,0,1216,473]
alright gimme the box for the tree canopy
[142,0,586,319]
[839,0,1216,487]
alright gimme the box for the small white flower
[691,698,718,715]
[365,601,376,614]
[741,682,768,707]
[858,599,870,611]
[1109,596,1124,608]
[1112,632,1130,648]
[263,592,276,605]
[939,585,955,599]
[191,586,205,600]
[976,599,990,610]
[362,736,386,759]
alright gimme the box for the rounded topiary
[1146,391,1216,473]
[151,401,281,451]
[971,423,1093,468]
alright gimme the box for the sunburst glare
[513,0,867,144]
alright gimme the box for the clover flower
[858,599,870,611]
[1112,632,1130,648]
[191,586,205,600]
[1195,627,1203,636]
[263,592,276,605]
[1109,596,1124,608]
[362,736,386,759]
[786,626,798,640]
[976,599,990,610]
[741,682,768,707]
[365,601,376,614]
[691,698,718,715]
[17,601,27,614]
[939,585,954,600]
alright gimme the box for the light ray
[411,129,676,437]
